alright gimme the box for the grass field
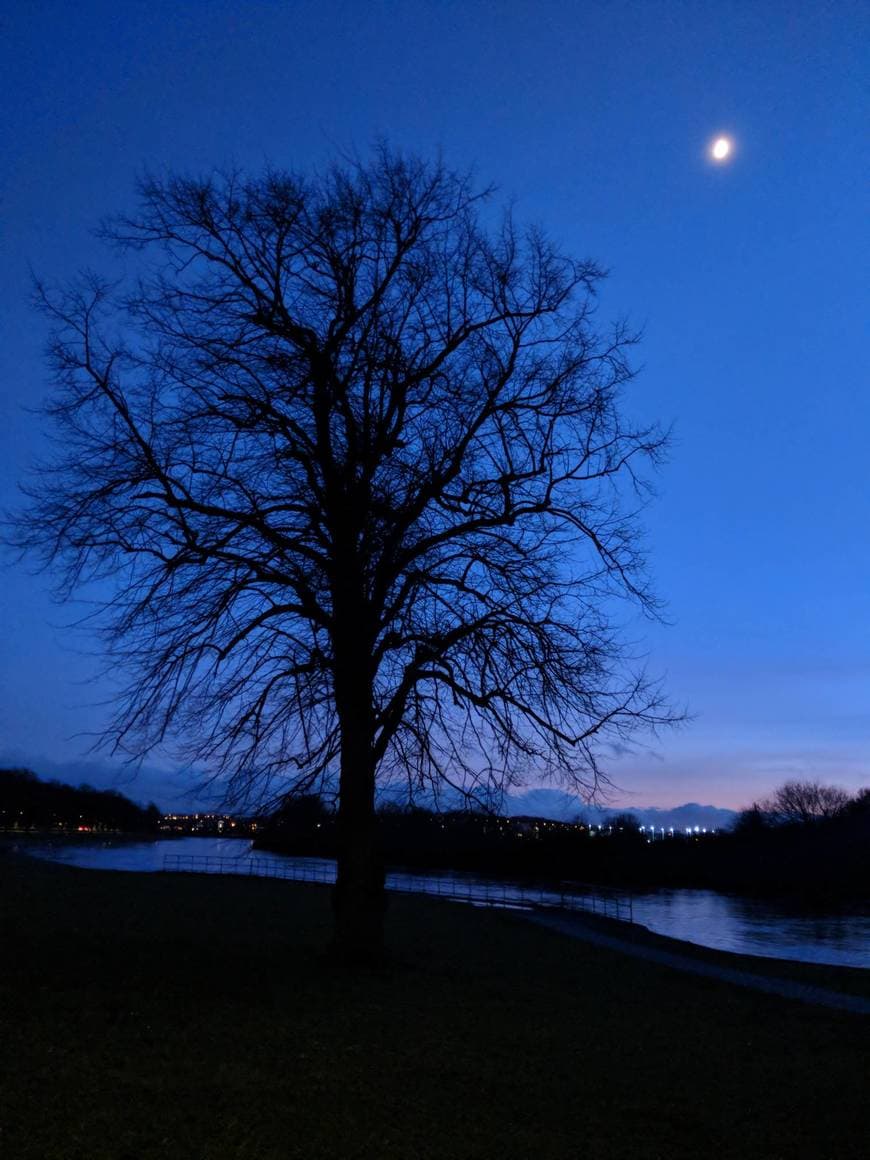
[1,853,866,1159]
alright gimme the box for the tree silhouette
[757,779,851,826]
[12,149,675,958]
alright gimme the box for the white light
[710,135,734,163]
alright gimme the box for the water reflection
[16,835,869,969]
[19,834,252,872]
[630,889,869,968]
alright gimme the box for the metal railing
[162,852,633,923]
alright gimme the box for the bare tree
[757,780,851,826]
[11,149,675,958]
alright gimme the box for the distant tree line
[736,779,854,829]
[0,768,161,833]
[717,780,869,899]
[254,780,869,901]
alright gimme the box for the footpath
[529,910,870,1016]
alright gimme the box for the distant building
[159,812,257,836]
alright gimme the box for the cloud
[501,788,735,830]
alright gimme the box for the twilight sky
[1,0,868,812]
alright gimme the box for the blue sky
[1,0,868,810]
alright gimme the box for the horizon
[2,750,844,827]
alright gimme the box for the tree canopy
[13,149,675,954]
[749,779,852,826]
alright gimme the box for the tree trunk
[328,548,386,962]
[326,460,386,961]
[330,704,386,962]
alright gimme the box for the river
[14,834,869,969]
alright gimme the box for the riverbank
[253,798,870,902]
[12,832,869,967]
[1,854,867,1159]
[528,910,870,1011]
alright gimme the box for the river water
[15,835,869,969]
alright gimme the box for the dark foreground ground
[0,854,867,1160]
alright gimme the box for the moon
[710,135,733,162]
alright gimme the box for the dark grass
[1,855,866,1160]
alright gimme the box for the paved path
[528,910,870,1016]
